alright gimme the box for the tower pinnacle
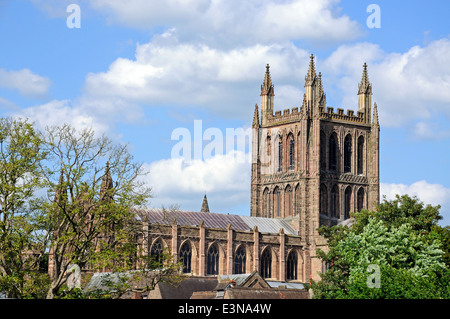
[201,194,210,213]
[358,62,372,95]
[261,64,274,96]
[305,54,317,84]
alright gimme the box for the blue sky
[0,0,449,225]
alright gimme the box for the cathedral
[133,54,380,283]
[76,55,380,289]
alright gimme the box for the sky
[0,0,449,225]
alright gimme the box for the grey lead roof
[132,208,298,235]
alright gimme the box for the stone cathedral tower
[251,55,380,269]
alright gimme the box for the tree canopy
[311,194,450,299]
[0,118,182,299]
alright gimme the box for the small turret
[100,162,113,202]
[358,62,372,124]
[260,64,274,126]
[201,194,210,213]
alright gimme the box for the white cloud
[90,0,362,46]
[83,33,310,118]
[0,68,51,99]
[381,180,450,225]
[413,121,450,140]
[322,39,450,128]
[15,99,108,133]
[142,150,251,213]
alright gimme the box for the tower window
[331,185,339,218]
[320,131,326,171]
[357,187,365,212]
[278,140,283,172]
[289,138,295,170]
[274,187,281,217]
[344,134,352,173]
[329,134,337,171]
[344,186,352,220]
[357,136,364,175]
[286,185,292,217]
[263,188,270,218]
[320,184,328,216]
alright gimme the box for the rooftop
[132,208,299,235]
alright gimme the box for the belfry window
[331,185,339,218]
[344,134,352,173]
[207,244,219,275]
[263,188,270,218]
[357,187,365,212]
[329,134,337,171]
[320,184,328,216]
[234,246,246,274]
[260,249,272,279]
[286,185,292,216]
[278,140,283,172]
[180,242,192,273]
[289,138,295,170]
[344,186,352,220]
[320,131,326,171]
[274,187,281,217]
[357,136,364,175]
[286,251,298,280]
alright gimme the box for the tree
[311,195,450,299]
[0,118,49,298]
[42,124,152,299]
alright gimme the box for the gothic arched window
[286,251,298,280]
[234,246,246,274]
[357,187,365,212]
[274,187,281,217]
[331,185,339,218]
[320,131,326,171]
[263,187,270,218]
[344,186,352,219]
[344,134,352,173]
[180,242,192,273]
[285,185,292,217]
[150,239,163,265]
[278,139,283,172]
[320,184,328,216]
[357,135,364,175]
[289,136,295,171]
[329,133,337,171]
[260,248,272,279]
[207,244,219,275]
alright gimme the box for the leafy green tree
[0,118,49,298]
[42,124,152,299]
[312,195,449,299]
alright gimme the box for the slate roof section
[132,208,299,235]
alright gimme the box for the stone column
[226,224,233,275]
[171,219,178,263]
[253,226,259,273]
[199,221,206,276]
[279,228,285,281]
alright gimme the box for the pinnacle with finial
[372,102,379,125]
[201,194,210,213]
[358,62,372,94]
[252,103,260,128]
[305,54,316,83]
[261,63,274,96]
